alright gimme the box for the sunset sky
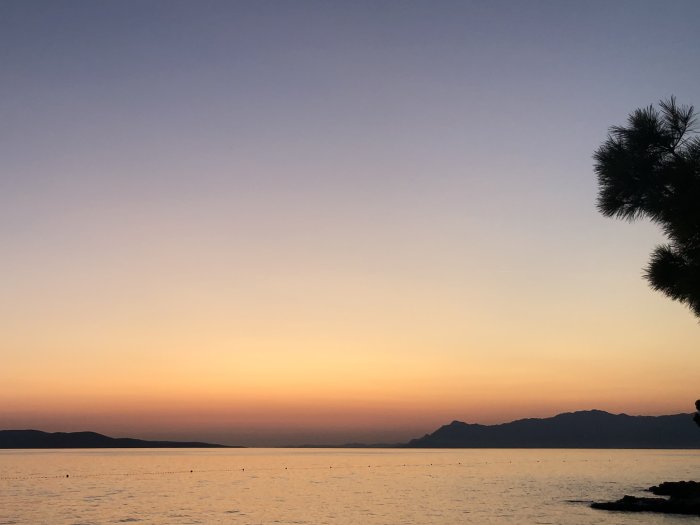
[2,1,700,446]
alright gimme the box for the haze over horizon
[2,1,700,447]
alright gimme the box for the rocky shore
[592,481,700,515]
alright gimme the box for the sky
[2,0,700,446]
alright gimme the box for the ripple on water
[1,449,700,525]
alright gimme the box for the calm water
[1,448,699,524]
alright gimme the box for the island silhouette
[0,430,235,449]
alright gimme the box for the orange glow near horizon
[3,295,698,446]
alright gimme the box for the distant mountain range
[0,430,233,449]
[406,410,700,448]
[3,410,699,449]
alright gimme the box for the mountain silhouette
[406,410,700,448]
[0,430,235,449]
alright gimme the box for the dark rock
[592,482,700,516]
[649,480,700,499]
[592,495,671,512]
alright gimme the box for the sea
[1,448,699,524]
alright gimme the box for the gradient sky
[2,0,700,446]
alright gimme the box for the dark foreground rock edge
[591,481,700,516]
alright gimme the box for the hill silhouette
[406,410,700,448]
[0,430,235,449]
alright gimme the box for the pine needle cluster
[594,97,700,318]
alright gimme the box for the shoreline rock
[591,481,700,516]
